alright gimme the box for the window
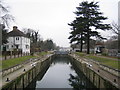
[26,45,29,49]
[16,37,19,40]
[16,45,19,49]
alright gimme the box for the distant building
[4,26,30,54]
[94,42,104,54]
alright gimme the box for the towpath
[70,54,120,89]
[0,54,52,89]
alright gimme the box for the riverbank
[1,53,53,89]
[75,52,120,70]
[1,53,119,89]
[70,53,120,89]
[1,51,49,70]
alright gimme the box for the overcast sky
[5,0,119,47]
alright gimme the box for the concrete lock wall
[70,56,118,89]
[2,56,51,90]
[2,55,118,89]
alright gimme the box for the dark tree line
[68,1,111,54]
[23,28,57,53]
[0,24,8,45]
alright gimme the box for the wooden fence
[1,52,30,60]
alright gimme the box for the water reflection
[26,56,96,89]
[69,74,86,89]
[69,62,96,90]
[51,56,70,65]
[68,73,95,90]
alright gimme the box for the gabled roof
[8,26,26,37]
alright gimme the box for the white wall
[21,37,30,53]
[6,36,30,53]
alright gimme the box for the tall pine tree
[69,1,111,54]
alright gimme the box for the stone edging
[70,54,120,77]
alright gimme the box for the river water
[27,56,96,89]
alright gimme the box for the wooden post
[10,51,12,59]
[10,53,12,59]
[18,52,19,57]
[28,72,30,83]
[35,67,36,77]
[5,54,6,60]
[98,76,100,88]
[22,76,24,89]
[93,72,95,85]
[89,69,90,79]
[14,81,17,90]
[14,53,15,58]
[32,69,33,79]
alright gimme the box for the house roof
[8,26,27,37]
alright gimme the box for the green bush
[102,52,108,56]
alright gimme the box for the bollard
[114,79,116,83]
[23,69,26,72]
[6,78,10,82]
[98,70,100,72]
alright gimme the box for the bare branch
[111,22,120,35]
[0,0,15,27]
[1,14,15,27]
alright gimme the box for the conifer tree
[68,1,111,54]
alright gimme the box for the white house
[5,26,30,54]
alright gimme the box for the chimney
[13,26,18,31]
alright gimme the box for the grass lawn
[1,55,36,70]
[75,52,86,57]
[75,52,120,70]
[86,55,120,69]
[38,51,51,56]
[0,51,51,70]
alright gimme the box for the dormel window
[16,37,19,40]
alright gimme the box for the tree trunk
[80,33,83,52]
[118,34,120,53]
[80,41,83,52]
[87,30,90,54]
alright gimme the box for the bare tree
[0,0,14,27]
[111,22,120,35]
